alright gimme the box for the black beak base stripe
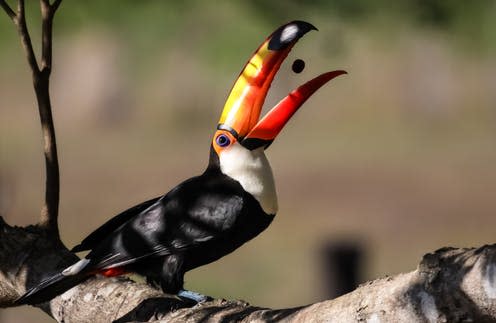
[240,137,274,151]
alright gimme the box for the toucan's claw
[177,289,212,303]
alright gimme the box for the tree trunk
[1,216,496,322]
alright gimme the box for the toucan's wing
[71,196,162,253]
[85,177,245,270]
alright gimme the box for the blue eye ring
[216,134,231,147]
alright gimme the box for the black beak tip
[268,20,318,51]
[292,20,318,32]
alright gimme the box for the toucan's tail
[15,263,92,305]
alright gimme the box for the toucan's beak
[217,20,346,150]
[241,70,346,149]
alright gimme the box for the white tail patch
[62,258,90,276]
[483,262,496,298]
[418,291,439,323]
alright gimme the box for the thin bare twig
[1,0,62,236]
[40,0,53,71]
[51,0,62,12]
[36,0,61,235]
[0,0,16,20]
[16,0,40,73]
[40,0,62,71]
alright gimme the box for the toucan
[16,20,346,305]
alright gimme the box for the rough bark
[1,216,496,322]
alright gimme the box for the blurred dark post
[321,240,365,299]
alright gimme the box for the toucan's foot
[177,289,212,303]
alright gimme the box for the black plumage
[86,153,274,292]
[16,147,274,305]
[71,196,160,253]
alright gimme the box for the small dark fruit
[291,59,305,73]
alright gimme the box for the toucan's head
[208,21,346,214]
[211,20,345,158]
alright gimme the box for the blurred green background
[1,1,496,322]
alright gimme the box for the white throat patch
[219,144,278,215]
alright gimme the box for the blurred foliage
[1,1,495,60]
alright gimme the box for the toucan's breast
[218,144,278,215]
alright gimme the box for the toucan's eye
[216,134,231,147]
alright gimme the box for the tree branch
[51,0,62,13]
[1,216,496,322]
[1,0,61,236]
[15,0,40,73]
[0,0,16,20]
[40,0,54,71]
[35,0,61,236]
[40,0,62,70]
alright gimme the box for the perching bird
[16,20,346,305]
